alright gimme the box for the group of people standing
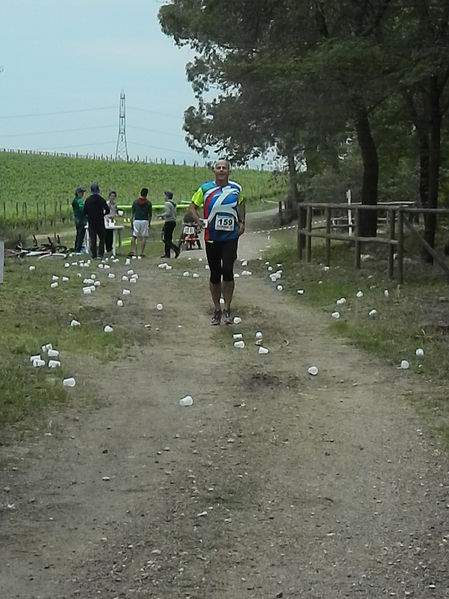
[72,159,245,324]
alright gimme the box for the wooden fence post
[397,208,404,284]
[297,203,303,260]
[306,206,312,262]
[325,206,331,266]
[388,208,395,279]
[354,206,361,269]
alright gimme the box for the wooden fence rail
[297,202,449,283]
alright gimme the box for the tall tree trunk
[354,104,379,237]
[422,76,441,260]
[285,148,299,224]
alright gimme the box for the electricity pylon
[115,90,129,161]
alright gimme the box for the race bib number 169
[215,215,234,231]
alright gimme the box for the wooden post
[397,208,404,284]
[325,206,331,266]
[388,208,395,279]
[306,206,312,262]
[354,206,361,269]
[297,203,303,260]
[0,240,3,284]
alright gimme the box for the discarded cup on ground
[368,309,377,317]
[83,287,92,295]
[108,273,115,279]
[233,333,243,340]
[117,299,124,307]
[30,354,41,363]
[63,377,76,388]
[179,395,193,407]
[276,285,283,291]
[183,271,190,277]
[255,331,263,339]
[103,325,113,333]
[234,340,245,349]
[122,289,130,295]
[50,282,58,288]
[356,291,364,298]
[297,289,304,295]
[70,319,81,327]
[233,316,242,324]
[42,343,52,352]
[258,346,269,354]
[156,303,163,311]
[32,359,45,367]
[416,348,424,357]
[48,349,59,358]
[400,360,410,369]
[308,366,319,376]
[29,265,36,271]
[51,275,59,281]
[331,312,340,319]
[62,276,69,282]
[48,360,61,368]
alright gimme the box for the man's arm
[237,196,246,236]
[186,201,202,227]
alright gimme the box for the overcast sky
[0,0,217,164]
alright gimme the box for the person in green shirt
[72,186,86,253]
[129,187,152,257]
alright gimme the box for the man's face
[213,160,230,183]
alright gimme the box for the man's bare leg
[140,238,147,257]
[222,280,234,311]
[209,281,222,310]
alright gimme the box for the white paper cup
[234,340,245,349]
[308,366,319,376]
[63,377,76,388]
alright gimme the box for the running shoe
[210,309,222,326]
[223,309,233,325]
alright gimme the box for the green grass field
[0,151,286,231]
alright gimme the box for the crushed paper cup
[32,359,46,367]
[94,281,101,287]
[368,309,377,317]
[42,343,52,352]
[384,290,389,298]
[90,274,96,279]
[48,360,61,368]
[233,333,243,340]
[30,354,41,363]
[297,289,304,295]
[29,265,36,271]
[70,319,81,327]
[121,275,129,281]
[156,303,163,311]
[331,312,340,319]
[234,340,245,349]
[179,395,193,407]
[276,285,283,291]
[356,291,364,298]
[233,316,242,324]
[103,325,113,333]
[336,297,346,305]
[192,273,200,278]
[400,360,410,370]
[51,275,59,281]
[48,349,59,358]
[183,271,190,277]
[116,299,124,307]
[122,289,130,295]
[98,263,104,269]
[64,263,70,268]
[241,260,248,266]
[255,331,263,339]
[62,377,76,388]
[415,348,424,357]
[258,347,269,354]
[82,287,92,295]
[50,282,58,288]
[308,366,319,376]
[62,276,69,282]
[108,273,115,279]
[127,269,134,275]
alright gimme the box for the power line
[1,125,114,138]
[128,125,185,138]
[128,105,183,120]
[0,107,115,120]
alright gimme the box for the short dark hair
[108,190,117,197]
[140,188,148,197]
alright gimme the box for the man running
[187,159,245,325]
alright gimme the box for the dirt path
[1,217,449,598]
